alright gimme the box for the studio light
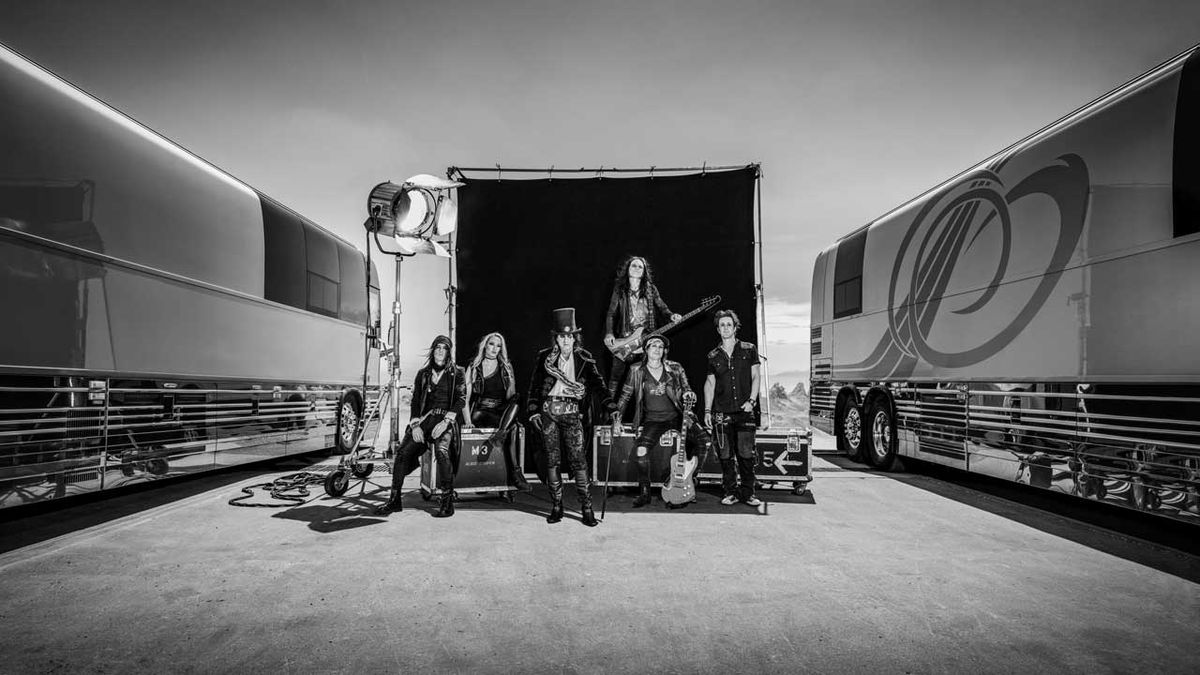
[365,174,463,257]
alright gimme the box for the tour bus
[0,44,380,508]
[810,45,1200,523]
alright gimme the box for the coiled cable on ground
[228,471,327,507]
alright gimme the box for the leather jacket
[615,359,695,429]
[525,346,616,426]
[604,282,673,339]
[465,361,516,416]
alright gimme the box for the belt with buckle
[544,396,580,416]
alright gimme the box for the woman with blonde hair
[464,332,530,491]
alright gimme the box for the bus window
[304,224,339,318]
[1174,47,1200,238]
[337,244,368,324]
[832,228,866,318]
[261,199,306,310]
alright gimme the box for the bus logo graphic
[851,154,1090,378]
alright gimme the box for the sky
[4,0,1199,389]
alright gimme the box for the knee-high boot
[433,489,455,517]
[546,466,564,524]
[633,456,652,508]
[502,429,531,492]
[575,468,598,527]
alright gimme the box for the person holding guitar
[603,255,682,398]
[703,310,763,508]
[613,334,709,508]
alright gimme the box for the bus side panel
[1087,237,1200,379]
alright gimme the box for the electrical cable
[227,471,326,507]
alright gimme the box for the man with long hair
[614,334,710,508]
[464,332,530,492]
[527,308,616,526]
[603,255,682,398]
[376,335,466,517]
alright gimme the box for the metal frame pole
[389,255,404,452]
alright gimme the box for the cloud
[760,297,811,386]
[763,297,810,347]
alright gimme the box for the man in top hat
[614,334,710,507]
[526,307,617,526]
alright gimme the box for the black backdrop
[454,166,759,411]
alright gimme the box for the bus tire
[865,399,903,472]
[837,400,865,463]
[334,391,363,455]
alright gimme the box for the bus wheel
[334,392,363,454]
[865,400,902,472]
[324,469,350,497]
[351,463,374,479]
[838,403,865,462]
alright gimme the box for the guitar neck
[649,301,715,340]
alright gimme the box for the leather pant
[539,410,591,509]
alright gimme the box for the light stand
[363,175,463,455]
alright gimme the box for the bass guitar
[661,392,698,508]
[608,295,721,362]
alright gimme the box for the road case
[591,425,684,487]
[697,427,812,495]
[419,426,524,502]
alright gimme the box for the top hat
[642,334,669,350]
[551,307,582,334]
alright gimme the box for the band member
[603,255,682,398]
[613,334,709,507]
[376,335,466,517]
[527,307,617,526]
[703,310,763,507]
[464,332,530,492]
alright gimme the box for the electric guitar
[608,295,721,362]
[661,392,698,507]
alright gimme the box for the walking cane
[600,418,617,520]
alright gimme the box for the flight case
[419,426,525,502]
[697,427,812,495]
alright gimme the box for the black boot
[581,506,599,527]
[374,490,402,515]
[433,490,455,518]
[573,468,596,526]
[501,432,532,492]
[546,468,564,524]
[632,481,652,508]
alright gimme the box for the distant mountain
[767,382,807,429]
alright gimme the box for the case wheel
[324,469,350,497]
[792,482,808,496]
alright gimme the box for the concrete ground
[1,430,1198,674]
